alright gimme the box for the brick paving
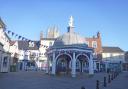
[0,71,127,89]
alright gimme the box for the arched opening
[56,54,72,75]
[76,54,89,73]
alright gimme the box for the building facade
[85,32,102,60]
[102,46,125,72]
[102,46,125,62]
[0,18,11,72]
[17,41,40,71]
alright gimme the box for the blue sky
[0,0,128,51]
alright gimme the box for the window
[49,42,52,46]
[110,53,113,57]
[29,42,34,47]
[86,41,89,46]
[3,57,8,67]
[92,41,97,48]
[93,53,97,58]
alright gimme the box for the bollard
[96,80,100,89]
[117,72,119,76]
[115,72,117,77]
[108,74,111,83]
[114,72,116,79]
[104,77,107,87]
[115,72,117,78]
[81,86,85,89]
[111,73,113,80]
[113,72,115,79]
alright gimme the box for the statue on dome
[68,16,74,27]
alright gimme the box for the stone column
[7,54,10,72]
[51,52,56,75]
[46,56,49,74]
[93,61,96,71]
[89,54,94,75]
[82,62,84,73]
[98,62,101,72]
[71,52,76,77]
[105,62,108,72]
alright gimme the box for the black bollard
[104,77,107,87]
[81,86,85,89]
[117,71,119,76]
[114,72,116,79]
[111,73,113,80]
[108,74,111,83]
[113,72,115,79]
[115,72,117,78]
[96,80,100,89]
[116,71,117,77]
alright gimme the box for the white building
[102,46,125,62]
[39,38,55,70]
[0,18,11,72]
[17,41,40,71]
[9,41,19,65]
[102,46,125,72]
[38,26,60,70]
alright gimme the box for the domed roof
[52,16,88,48]
[53,32,87,47]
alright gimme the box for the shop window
[3,57,8,67]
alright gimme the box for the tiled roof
[18,41,40,50]
[53,32,86,46]
[10,41,16,46]
[102,46,124,53]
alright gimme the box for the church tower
[47,26,59,38]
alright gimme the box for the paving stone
[0,71,127,89]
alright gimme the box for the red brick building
[85,32,102,60]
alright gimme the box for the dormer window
[29,42,34,47]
